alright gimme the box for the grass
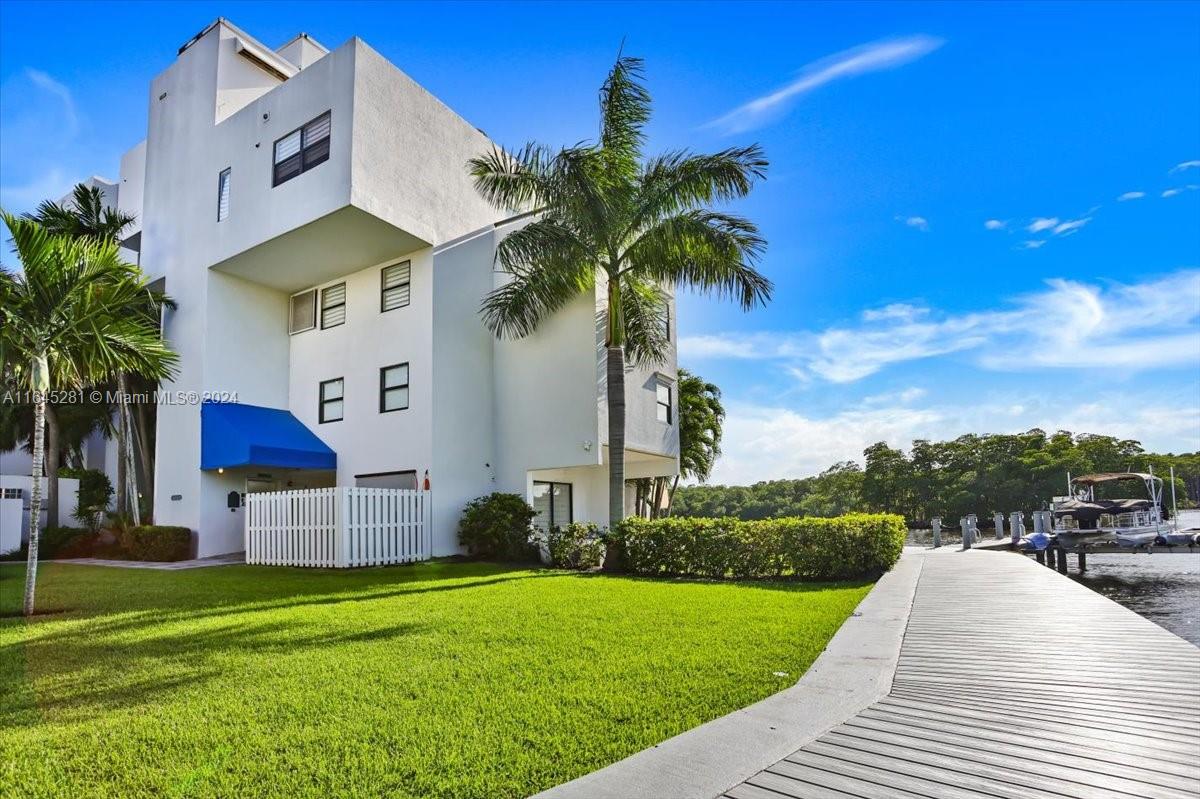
[0,560,872,799]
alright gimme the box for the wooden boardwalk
[724,550,1200,799]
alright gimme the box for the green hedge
[116,526,192,562]
[609,513,906,580]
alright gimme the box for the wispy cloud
[1020,240,1046,249]
[1117,191,1145,201]
[708,393,1200,484]
[680,270,1200,384]
[706,35,944,134]
[896,215,929,231]
[984,219,1007,230]
[1052,217,1091,236]
[1169,160,1200,173]
[23,69,78,135]
[1162,185,1199,198]
[1027,217,1059,233]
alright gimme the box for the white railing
[245,487,431,567]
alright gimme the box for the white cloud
[1052,217,1091,236]
[708,394,1200,484]
[1169,160,1200,173]
[1020,240,1046,249]
[1117,191,1145,201]
[897,215,929,231]
[23,69,78,135]
[706,35,944,133]
[1027,217,1059,233]
[679,270,1200,384]
[861,303,927,322]
[984,219,1007,230]
[1162,185,1198,198]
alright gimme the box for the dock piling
[1078,552,1087,572]
[993,512,1005,541]
[1010,511,1025,546]
[931,517,942,549]
[1056,548,1069,574]
[1046,546,1056,569]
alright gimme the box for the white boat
[1051,472,1168,550]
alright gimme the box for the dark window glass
[381,261,411,312]
[656,382,672,424]
[273,111,330,186]
[532,481,572,532]
[379,363,409,413]
[319,378,344,423]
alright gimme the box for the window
[532,481,572,532]
[320,283,346,329]
[217,167,231,221]
[290,290,316,334]
[273,111,331,186]
[664,305,670,342]
[381,261,411,312]
[380,363,409,412]
[319,378,343,423]
[656,381,672,424]
[355,470,418,490]
[2,488,22,499]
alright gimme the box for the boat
[1051,472,1168,550]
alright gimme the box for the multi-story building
[88,19,677,557]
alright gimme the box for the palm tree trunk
[24,394,45,617]
[44,403,60,529]
[606,345,626,526]
[665,474,680,517]
[118,374,140,526]
[115,396,127,517]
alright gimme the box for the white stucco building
[81,19,677,557]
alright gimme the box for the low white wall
[0,475,82,539]
[0,498,22,554]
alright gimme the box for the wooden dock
[724,550,1200,799]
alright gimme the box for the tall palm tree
[25,183,148,521]
[468,56,770,525]
[0,213,177,616]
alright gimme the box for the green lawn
[0,560,871,799]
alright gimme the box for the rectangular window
[664,305,671,342]
[290,290,316,334]
[320,283,346,329]
[656,382,672,424]
[381,261,411,312]
[532,481,572,533]
[319,378,344,423]
[379,363,409,413]
[217,167,231,221]
[2,488,22,499]
[273,111,330,186]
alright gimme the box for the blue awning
[200,401,336,471]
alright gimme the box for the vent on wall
[290,290,316,334]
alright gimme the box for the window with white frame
[379,363,409,413]
[319,378,344,423]
[217,167,231,221]
[381,261,411,312]
[2,487,22,499]
[656,381,672,424]
[273,111,331,186]
[290,290,316,334]
[320,283,346,329]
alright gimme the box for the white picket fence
[245,487,431,567]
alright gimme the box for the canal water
[908,510,1200,646]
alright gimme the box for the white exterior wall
[119,18,677,556]
[118,141,146,242]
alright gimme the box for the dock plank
[722,551,1200,799]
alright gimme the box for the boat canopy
[1054,498,1154,523]
[1071,472,1159,485]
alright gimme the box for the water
[907,510,1200,645]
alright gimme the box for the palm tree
[25,183,148,522]
[468,56,770,525]
[633,368,726,517]
[0,213,177,616]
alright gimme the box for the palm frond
[618,276,670,367]
[599,55,650,171]
[633,145,768,227]
[624,210,771,310]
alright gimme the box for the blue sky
[2,1,1198,482]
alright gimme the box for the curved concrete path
[537,549,1200,799]
[535,549,927,799]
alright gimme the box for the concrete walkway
[50,552,245,570]
[539,548,1200,799]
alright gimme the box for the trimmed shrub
[117,525,192,562]
[610,513,906,580]
[458,493,538,562]
[545,523,605,571]
[1,526,94,561]
[65,468,114,532]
